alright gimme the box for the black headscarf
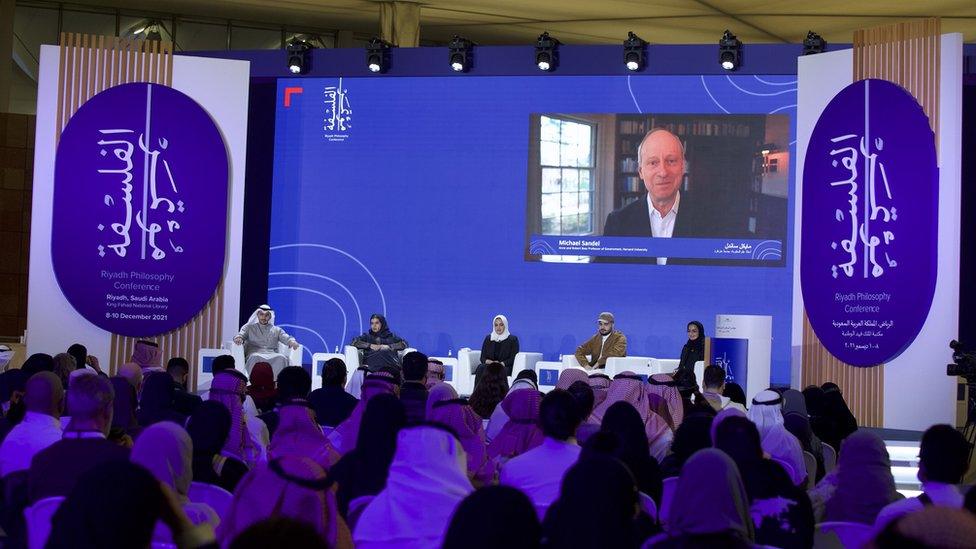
[187,400,232,485]
[443,486,541,549]
[47,460,163,549]
[543,456,644,549]
[66,344,88,371]
[820,383,858,448]
[110,377,138,432]
[684,321,706,353]
[368,314,392,339]
[136,373,186,427]
[599,401,664,504]
[21,353,55,377]
[328,393,406,516]
[724,382,747,409]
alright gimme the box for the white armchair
[223,340,302,375]
[343,345,417,373]
[604,356,654,379]
[457,349,544,396]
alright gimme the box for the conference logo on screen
[801,78,938,366]
[323,77,352,142]
[52,83,229,337]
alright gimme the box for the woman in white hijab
[748,389,807,486]
[233,305,299,375]
[353,425,474,548]
[475,315,520,387]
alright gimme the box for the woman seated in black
[350,314,408,372]
[677,320,705,373]
[474,315,519,388]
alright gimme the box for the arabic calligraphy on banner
[801,79,938,366]
[52,83,228,337]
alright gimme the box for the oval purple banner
[52,83,228,337]
[801,78,938,366]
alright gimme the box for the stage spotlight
[366,37,393,73]
[286,40,311,75]
[535,32,560,72]
[623,32,646,71]
[719,30,741,71]
[449,35,474,72]
[803,31,826,55]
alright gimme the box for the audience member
[21,352,55,377]
[66,343,90,369]
[425,359,446,389]
[246,362,278,414]
[109,376,139,438]
[354,425,474,548]
[47,460,214,549]
[715,415,815,548]
[222,456,343,547]
[0,369,29,442]
[566,380,597,442]
[647,373,684,431]
[269,400,338,470]
[588,372,610,408]
[875,424,970,528]
[444,485,541,549]
[486,375,537,441]
[186,400,249,493]
[598,400,664,504]
[309,358,358,427]
[332,371,398,454]
[748,389,807,486]
[500,389,582,519]
[782,388,825,481]
[258,366,312,437]
[654,449,755,548]
[0,371,63,476]
[118,361,144,394]
[815,430,902,524]
[428,382,493,485]
[132,422,220,541]
[544,455,655,549]
[229,517,330,549]
[29,373,129,502]
[487,381,544,465]
[168,357,203,416]
[399,351,430,424]
[820,382,859,450]
[701,365,746,413]
[469,362,510,419]
[328,393,406,517]
[556,368,589,391]
[51,352,76,388]
[137,371,187,427]
[210,369,263,466]
[590,372,672,461]
[131,339,163,371]
[660,413,714,477]
[724,382,747,409]
[872,506,976,548]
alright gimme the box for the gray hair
[67,374,114,419]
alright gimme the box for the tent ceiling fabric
[59,0,976,43]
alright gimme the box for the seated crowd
[0,344,974,548]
